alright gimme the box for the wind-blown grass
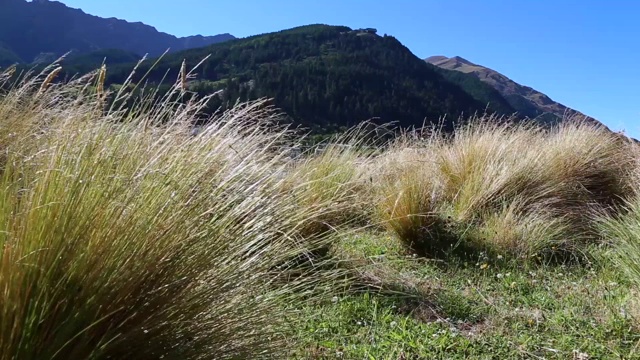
[2,60,639,360]
[286,125,383,242]
[375,117,635,260]
[598,155,640,324]
[598,197,640,279]
[0,66,344,359]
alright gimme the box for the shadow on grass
[345,260,490,327]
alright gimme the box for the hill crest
[425,55,597,125]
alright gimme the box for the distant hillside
[425,55,598,125]
[0,0,235,64]
[0,43,21,67]
[62,49,143,75]
[92,25,522,133]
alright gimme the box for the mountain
[89,25,523,134]
[0,0,235,64]
[1,0,593,136]
[0,42,21,67]
[425,55,596,125]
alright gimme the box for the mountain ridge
[56,24,610,135]
[95,24,513,133]
[0,0,235,64]
[425,55,598,126]
[0,0,608,136]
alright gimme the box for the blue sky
[57,0,640,138]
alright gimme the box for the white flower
[620,307,628,318]
[572,350,590,360]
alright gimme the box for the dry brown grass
[375,116,636,259]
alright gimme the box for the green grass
[289,232,640,359]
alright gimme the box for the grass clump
[284,125,383,254]
[0,67,343,359]
[375,117,635,260]
[375,147,459,257]
[598,188,640,324]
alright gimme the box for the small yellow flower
[480,263,489,270]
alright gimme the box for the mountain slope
[0,0,235,64]
[424,63,517,116]
[425,55,596,125]
[0,43,21,67]
[98,25,519,133]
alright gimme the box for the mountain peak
[0,0,235,63]
[450,56,474,65]
[425,55,601,127]
[425,55,448,63]
[426,55,480,71]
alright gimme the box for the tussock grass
[0,67,344,359]
[375,148,453,256]
[285,125,382,244]
[598,170,640,327]
[599,198,640,277]
[2,60,639,360]
[375,116,635,260]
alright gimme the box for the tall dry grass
[286,125,384,242]
[375,116,636,259]
[598,196,640,282]
[597,150,640,308]
[0,66,345,359]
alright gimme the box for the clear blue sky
[57,0,640,138]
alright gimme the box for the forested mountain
[62,49,143,75]
[1,0,603,135]
[0,0,235,64]
[426,56,597,125]
[68,25,523,133]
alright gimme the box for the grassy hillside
[62,49,142,75]
[2,65,640,359]
[426,63,517,117]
